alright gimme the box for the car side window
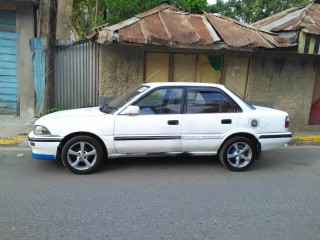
[135,88,183,115]
[187,90,236,114]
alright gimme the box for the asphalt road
[0,146,320,240]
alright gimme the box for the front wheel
[61,135,103,174]
[219,137,256,171]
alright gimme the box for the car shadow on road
[98,155,224,173]
[33,147,320,174]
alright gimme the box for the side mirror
[121,105,140,115]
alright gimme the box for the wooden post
[44,0,58,110]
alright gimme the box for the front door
[114,87,184,154]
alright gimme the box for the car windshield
[99,85,149,114]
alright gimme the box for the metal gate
[54,40,99,109]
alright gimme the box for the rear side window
[186,90,237,114]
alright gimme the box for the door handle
[221,119,232,124]
[168,120,179,125]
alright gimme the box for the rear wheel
[61,135,103,174]
[219,137,256,171]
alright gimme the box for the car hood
[35,107,106,124]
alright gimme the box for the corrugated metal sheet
[253,2,320,35]
[54,41,99,109]
[206,13,273,48]
[252,2,320,54]
[97,3,291,49]
[136,4,177,18]
[158,12,202,44]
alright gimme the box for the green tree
[72,0,106,39]
[72,0,209,37]
[103,0,208,24]
[209,0,309,23]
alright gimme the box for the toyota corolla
[28,82,292,174]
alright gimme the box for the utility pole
[44,0,58,110]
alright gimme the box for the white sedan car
[28,82,292,174]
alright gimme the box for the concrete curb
[291,135,320,144]
[0,136,25,145]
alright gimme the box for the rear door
[182,87,239,153]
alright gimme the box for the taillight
[285,116,290,128]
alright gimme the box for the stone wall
[247,52,318,131]
[99,44,144,102]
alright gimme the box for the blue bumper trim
[32,153,56,160]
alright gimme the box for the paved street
[0,145,320,240]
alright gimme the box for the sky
[207,0,216,4]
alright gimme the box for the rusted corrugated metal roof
[97,3,293,49]
[253,2,320,35]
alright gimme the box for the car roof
[142,82,226,89]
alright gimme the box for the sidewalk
[0,115,319,146]
[0,115,34,146]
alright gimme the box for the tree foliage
[72,0,208,38]
[72,0,106,39]
[72,0,310,39]
[208,0,310,24]
[103,0,208,24]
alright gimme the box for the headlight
[34,125,52,135]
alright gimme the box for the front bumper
[28,132,62,160]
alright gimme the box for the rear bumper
[258,133,292,151]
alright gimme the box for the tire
[61,135,103,174]
[219,137,256,172]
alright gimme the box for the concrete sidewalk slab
[0,115,33,145]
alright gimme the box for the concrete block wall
[247,52,317,131]
[99,44,144,101]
